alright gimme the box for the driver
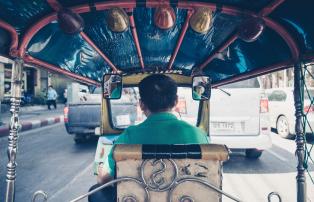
[88,74,209,202]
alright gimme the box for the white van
[210,78,272,158]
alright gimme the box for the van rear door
[210,78,262,136]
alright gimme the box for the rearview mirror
[192,76,211,101]
[102,74,123,99]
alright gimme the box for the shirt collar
[145,112,178,122]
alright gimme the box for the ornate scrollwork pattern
[70,160,241,202]
[141,159,178,192]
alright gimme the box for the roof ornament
[190,8,212,34]
[238,17,265,42]
[106,8,129,32]
[57,8,84,34]
[154,6,176,30]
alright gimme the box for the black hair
[139,74,177,112]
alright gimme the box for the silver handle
[32,190,48,202]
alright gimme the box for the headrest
[113,144,229,162]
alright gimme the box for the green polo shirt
[107,112,209,176]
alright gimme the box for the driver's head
[139,74,178,113]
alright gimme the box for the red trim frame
[8,0,302,83]
[128,9,145,70]
[47,0,120,72]
[17,1,280,57]
[0,19,18,56]
[259,0,285,16]
[264,17,300,61]
[80,32,119,72]
[24,55,100,86]
[302,53,314,64]
[197,0,298,71]
[46,0,62,11]
[167,9,194,70]
[199,33,238,70]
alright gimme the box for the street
[0,124,313,202]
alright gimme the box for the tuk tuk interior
[1,0,314,201]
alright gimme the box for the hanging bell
[154,6,176,29]
[57,8,84,34]
[106,8,129,32]
[238,17,265,42]
[190,8,212,34]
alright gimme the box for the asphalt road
[0,123,96,202]
[0,124,313,202]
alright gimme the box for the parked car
[210,78,272,159]
[266,88,314,138]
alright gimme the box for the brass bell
[154,6,176,29]
[190,8,212,34]
[106,8,129,32]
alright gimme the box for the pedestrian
[47,85,58,110]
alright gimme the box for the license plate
[211,122,234,131]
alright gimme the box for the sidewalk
[0,105,64,137]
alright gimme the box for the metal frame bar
[15,1,299,72]
[79,32,119,72]
[5,59,23,202]
[7,1,298,80]
[264,17,300,61]
[46,0,120,72]
[294,62,306,202]
[197,0,297,72]
[46,0,62,11]
[128,9,145,69]
[167,9,194,70]
[24,55,99,86]
[302,53,314,64]
[199,33,238,70]
[259,0,285,16]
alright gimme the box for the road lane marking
[48,162,94,201]
[267,149,288,162]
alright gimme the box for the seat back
[113,144,229,202]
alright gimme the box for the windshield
[110,87,199,128]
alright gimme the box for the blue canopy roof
[0,0,313,86]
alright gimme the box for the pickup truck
[64,83,101,144]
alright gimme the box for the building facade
[0,56,74,104]
[261,65,314,89]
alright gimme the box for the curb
[0,115,64,137]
